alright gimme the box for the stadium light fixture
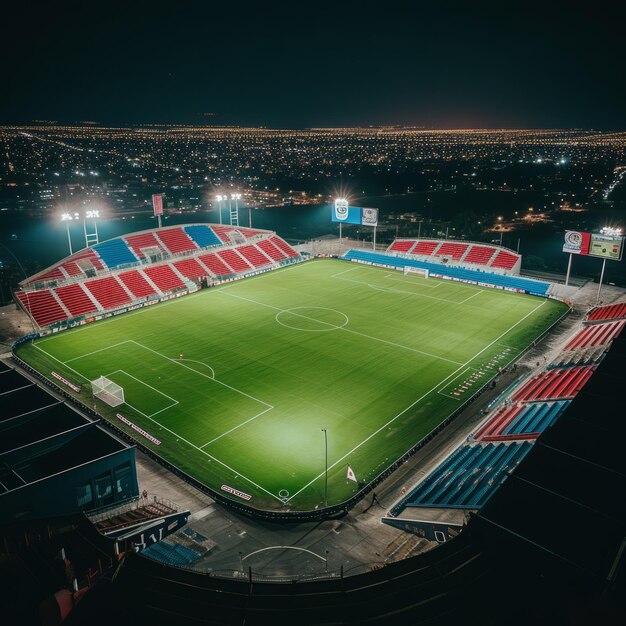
[215,195,225,224]
[60,212,74,254]
[600,226,623,237]
[82,207,101,247]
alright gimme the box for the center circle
[275,307,349,332]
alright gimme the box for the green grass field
[16,259,568,511]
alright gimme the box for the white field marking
[37,260,309,346]
[174,358,215,379]
[35,340,280,501]
[459,290,483,304]
[382,272,442,289]
[128,340,273,409]
[334,274,480,305]
[275,307,349,332]
[64,340,135,363]
[199,405,274,448]
[285,298,547,503]
[105,369,179,413]
[218,290,464,366]
[34,343,91,382]
[496,342,519,351]
[347,262,532,301]
[436,367,477,401]
[115,395,284,503]
[330,266,360,278]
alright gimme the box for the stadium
[2,218,625,624]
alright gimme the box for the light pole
[321,428,328,508]
[596,257,607,305]
[83,209,100,248]
[215,195,224,225]
[61,212,74,255]
[231,193,241,226]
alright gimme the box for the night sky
[3,0,624,128]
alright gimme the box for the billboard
[331,202,378,226]
[563,230,591,255]
[563,230,623,260]
[589,233,624,260]
[152,193,163,217]
[361,207,379,226]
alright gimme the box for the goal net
[404,266,429,278]
[91,376,125,407]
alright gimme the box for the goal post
[91,376,125,407]
[403,266,429,279]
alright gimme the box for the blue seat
[184,225,222,248]
[397,441,534,511]
[93,238,138,268]
[342,250,550,296]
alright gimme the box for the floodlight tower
[83,209,100,247]
[215,195,224,225]
[60,212,74,255]
[334,198,348,244]
[230,193,241,226]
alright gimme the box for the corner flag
[347,465,357,483]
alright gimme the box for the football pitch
[16,259,568,511]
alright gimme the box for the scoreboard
[589,233,624,260]
[563,230,623,260]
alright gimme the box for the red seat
[587,302,626,322]
[411,241,439,256]
[16,290,68,327]
[210,225,239,242]
[389,240,416,253]
[270,237,298,258]
[118,270,157,298]
[55,284,98,316]
[198,253,233,277]
[173,258,210,280]
[143,265,186,292]
[257,238,287,261]
[125,232,166,258]
[218,249,252,273]
[85,277,132,310]
[512,366,594,402]
[157,228,198,254]
[490,250,519,270]
[435,242,468,260]
[237,244,273,268]
[463,245,496,266]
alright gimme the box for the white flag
[347,465,357,483]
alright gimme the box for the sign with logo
[152,193,164,217]
[334,198,349,221]
[361,207,378,226]
[563,230,591,255]
[331,201,378,226]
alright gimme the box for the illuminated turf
[16,259,567,510]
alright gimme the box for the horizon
[3,1,624,129]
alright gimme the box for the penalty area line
[199,405,274,448]
[284,298,547,504]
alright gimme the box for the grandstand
[389,441,533,511]
[387,237,522,273]
[2,225,625,625]
[3,331,623,624]
[342,248,550,295]
[14,224,300,329]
